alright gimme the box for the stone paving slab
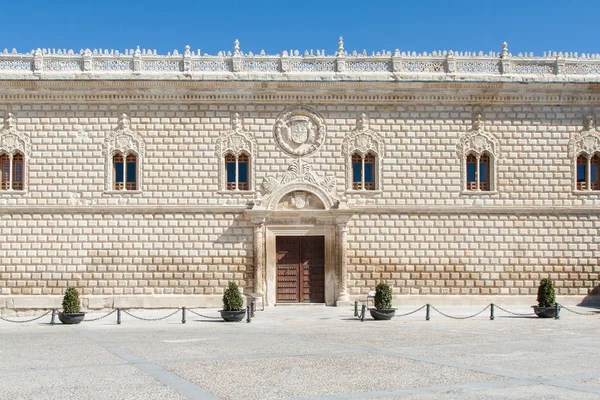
[0,305,599,399]
[1,365,187,400]
[160,351,502,400]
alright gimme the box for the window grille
[351,152,376,190]
[0,153,9,190]
[113,153,124,190]
[126,154,137,190]
[12,152,23,190]
[577,154,588,190]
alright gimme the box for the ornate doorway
[276,236,325,303]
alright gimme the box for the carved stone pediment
[0,114,30,157]
[456,114,499,158]
[342,113,384,157]
[569,115,600,157]
[275,191,325,210]
[261,159,336,196]
[102,113,145,158]
[259,159,337,210]
[216,113,256,157]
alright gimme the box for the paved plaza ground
[1,304,600,399]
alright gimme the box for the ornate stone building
[1,39,599,311]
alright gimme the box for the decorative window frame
[569,115,600,194]
[342,114,384,194]
[216,113,256,193]
[0,113,30,195]
[102,113,145,194]
[456,114,499,195]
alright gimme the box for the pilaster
[336,217,351,305]
[252,218,265,294]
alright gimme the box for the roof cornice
[0,80,599,105]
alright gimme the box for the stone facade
[1,40,600,311]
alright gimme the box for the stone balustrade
[0,39,599,81]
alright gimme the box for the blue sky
[1,0,596,56]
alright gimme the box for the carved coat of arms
[274,108,326,157]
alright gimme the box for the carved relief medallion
[274,107,326,157]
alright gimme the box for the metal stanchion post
[50,309,56,325]
[555,303,560,320]
[490,303,495,320]
[247,306,251,323]
[182,307,186,324]
[117,308,121,325]
[354,301,358,317]
[361,304,366,322]
[426,304,430,321]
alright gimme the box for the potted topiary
[58,287,85,324]
[532,278,557,318]
[220,281,246,322]
[369,281,396,320]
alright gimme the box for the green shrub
[374,281,392,310]
[536,278,556,307]
[62,287,81,313]
[222,281,244,311]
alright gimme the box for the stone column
[337,220,350,304]
[253,221,265,294]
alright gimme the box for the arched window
[113,152,138,191]
[466,154,477,190]
[216,113,256,193]
[226,153,236,190]
[103,114,144,193]
[351,152,377,190]
[343,114,384,193]
[479,154,490,191]
[0,151,25,191]
[577,154,588,190]
[126,153,137,190]
[113,153,124,190]
[12,152,24,190]
[238,153,249,190]
[576,153,600,191]
[592,154,600,190]
[225,152,250,191]
[0,153,9,190]
[465,152,492,192]
[0,114,29,192]
[352,153,362,190]
[457,114,499,194]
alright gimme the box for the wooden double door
[276,236,325,303]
